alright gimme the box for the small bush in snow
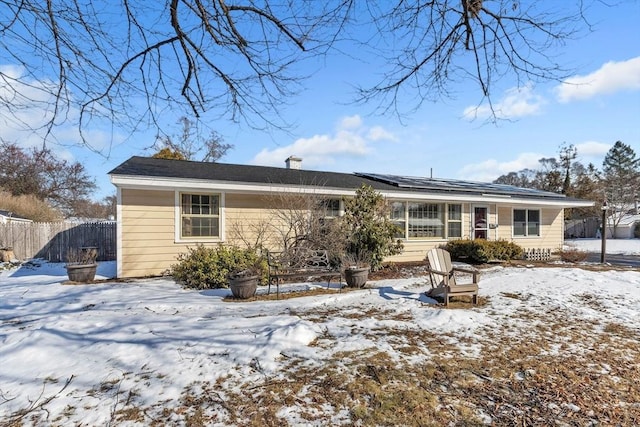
[171,244,267,290]
[444,239,523,263]
[558,249,588,263]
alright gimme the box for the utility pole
[600,200,608,263]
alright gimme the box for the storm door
[472,206,489,239]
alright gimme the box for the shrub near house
[171,245,267,290]
[445,239,523,264]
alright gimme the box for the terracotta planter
[344,267,369,288]
[229,275,259,299]
[65,263,98,282]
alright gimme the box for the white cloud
[572,140,611,168]
[0,64,123,156]
[555,56,640,103]
[463,84,545,121]
[458,152,543,182]
[340,115,363,130]
[367,126,397,142]
[251,116,397,168]
[575,141,611,157]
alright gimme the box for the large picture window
[391,202,463,239]
[513,209,540,237]
[408,203,444,238]
[181,193,220,238]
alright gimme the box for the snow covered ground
[1,243,639,425]
[565,237,640,255]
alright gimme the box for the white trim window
[513,208,540,237]
[320,198,341,219]
[448,204,463,238]
[180,193,221,238]
[408,202,443,238]
[391,201,463,239]
[391,201,406,238]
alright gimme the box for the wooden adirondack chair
[425,248,479,306]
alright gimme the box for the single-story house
[607,213,640,239]
[109,156,594,278]
[0,210,33,224]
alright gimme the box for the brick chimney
[285,155,302,170]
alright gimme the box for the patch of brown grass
[201,305,640,426]
[223,286,359,302]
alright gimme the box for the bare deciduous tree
[1,1,351,143]
[1,0,591,144]
[602,141,640,237]
[152,117,233,162]
[357,0,589,119]
[0,142,97,217]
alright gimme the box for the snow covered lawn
[1,259,639,426]
[565,237,640,255]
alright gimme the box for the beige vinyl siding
[224,194,282,249]
[118,188,566,277]
[120,189,179,277]
[120,191,284,277]
[497,206,564,250]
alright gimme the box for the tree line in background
[0,116,230,222]
[494,141,640,235]
[0,142,115,222]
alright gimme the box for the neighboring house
[109,156,594,278]
[0,210,33,224]
[607,214,640,239]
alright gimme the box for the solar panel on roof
[355,173,565,198]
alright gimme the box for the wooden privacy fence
[0,221,116,262]
[565,218,599,239]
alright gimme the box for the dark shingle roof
[109,156,397,191]
[109,156,581,201]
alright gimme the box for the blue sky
[1,1,639,200]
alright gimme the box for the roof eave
[111,174,593,208]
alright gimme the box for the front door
[473,206,489,239]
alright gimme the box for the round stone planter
[65,263,98,282]
[229,275,259,299]
[344,267,369,288]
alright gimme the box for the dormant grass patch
[94,302,639,427]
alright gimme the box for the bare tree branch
[356,0,588,121]
[1,0,351,148]
[0,0,596,148]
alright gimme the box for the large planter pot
[65,263,98,282]
[344,267,369,288]
[229,275,259,299]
